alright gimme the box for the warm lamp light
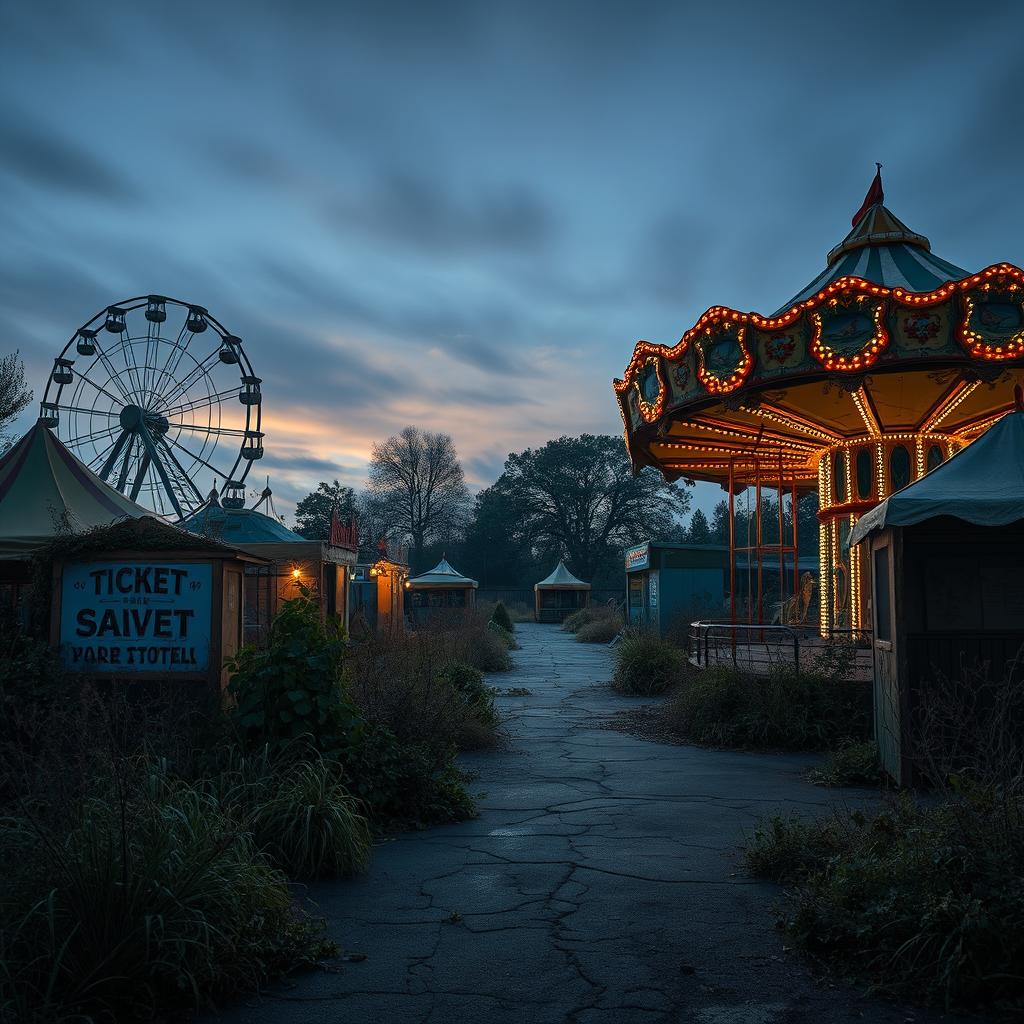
[291,568,301,579]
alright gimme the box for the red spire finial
[851,163,884,227]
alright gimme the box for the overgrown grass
[665,665,870,750]
[612,632,685,695]
[807,741,884,787]
[0,754,335,1023]
[745,793,1024,1013]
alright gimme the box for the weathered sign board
[59,561,213,673]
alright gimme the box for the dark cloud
[0,114,139,202]
[328,170,555,255]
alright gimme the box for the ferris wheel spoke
[163,434,233,485]
[53,404,121,419]
[71,366,129,409]
[171,421,250,438]
[65,424,121,448]
[146,322,190,407]
[162,388,239,418]
[88,338,137,405]
[116,336,149,404]
[159,348,224,411]
[155,435,206,505]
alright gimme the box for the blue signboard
[624,543,650,571]
[60,561,213,673]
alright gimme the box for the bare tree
[0,352,31,451]
[366,426,471,566]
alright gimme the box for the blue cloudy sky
[3,0,1023,520]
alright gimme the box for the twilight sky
[3,0,1024,522]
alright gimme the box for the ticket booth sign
[60,561,213,673]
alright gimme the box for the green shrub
[466,627,512,670]
[490,601,514,633]
[612,632,685,695]
[666,665,870,750]
[215,752,371,879]
[747,792,1024,1013]
[226,592,363,760]
[744,811,853,883]
[561,608,593,633]
[439,662,498,730]
[575,615,622,643]
[340,724,475,826]
[808,741,884,787]
[0,769,333,1023]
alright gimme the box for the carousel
[615,169,1024,636]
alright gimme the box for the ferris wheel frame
[40,295,264,520]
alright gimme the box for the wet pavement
[207,622,964,1024]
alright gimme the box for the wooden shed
[534,560,591,623]
[850,409,1024,785]
[406,557,477,625]
[350,555,409,636]
[179,491,358,643]
[49,516,267,692]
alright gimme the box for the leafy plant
[226,591,363,759]
[612,631,684,695]
[808,741,884,787]
[666,665,870,750]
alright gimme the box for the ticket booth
[624,541,729,634]
[50,516,267,692]
[851,409,1024,785]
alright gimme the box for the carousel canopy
[408,557,478,588]
[534,560,590,590]
[179,492,306,545]
[778,200,969,314]
[850,410,1024,545]
[0,422,147,559]
[615,170,1024,491]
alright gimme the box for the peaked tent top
[0,422,149,559]
[179,494,306,545]
[850,409,1024,546]
[535,559,590,590]
[408,557,478,588]
[774,171,969,315]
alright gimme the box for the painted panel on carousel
[960,284,1024,359]
[635,356,666,421]
[810,295,888,371]
[694,325,752,394]
[666,349,700,405]
[755,323,808,378]
[894,304,955,357]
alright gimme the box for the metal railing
[688,620,873,678]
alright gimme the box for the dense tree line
[293,425,818,587]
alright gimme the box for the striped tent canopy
[0,422,148,558]
[775,202,969,315]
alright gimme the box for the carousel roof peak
[775,170,969,315]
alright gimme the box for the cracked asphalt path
[208,623,962,1024]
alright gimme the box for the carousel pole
[728,457,736,659]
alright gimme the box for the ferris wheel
[40,296,264,520]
